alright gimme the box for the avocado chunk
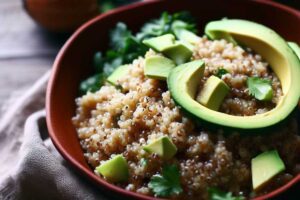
[174,28,200,45]
[168,19,300,129]
[145,55,176,80]
[142,34,175,52]
[288,42,300,59]
[143,34,193,65]
[143,136,177,160]
[95,155,129,182]
[107,64,130,86]
[162,41,193,65]
[196,75,229,111]
[251,150,285,190]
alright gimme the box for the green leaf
[93,51,105,72]
[247,77,273,101]
[79,73,106,95]
[216,68,229,78]
[208,188,245,200]
[110,22,133,51]
[136,11,197,41]
[148,165,183,197]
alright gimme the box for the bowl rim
[46,0,300,199]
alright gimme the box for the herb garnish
[148,164,183,197]
[79,11,197,94]
[247,77,273,101]
[216,68,229,78]
[140,158,148,167]
[208,188,245,200]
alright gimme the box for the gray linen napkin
[0,71,109,200]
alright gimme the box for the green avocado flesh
[143,34,193,65]
[144,55,176,80]
[95,155,129,182]
[288,42,300,59]
[142,34,175,52]
[107,64,130,85]
[143,136,177,160]
[174,19,300,129]
[162,41,193,65]
[251,150,285,190]
[196,75,229,111]
[174,29,200,45]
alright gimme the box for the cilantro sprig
[208,188,245,200]
[148,165,183,197]
[247,77,273,101]
[79,11,197,94]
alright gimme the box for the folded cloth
[0,71,108,200]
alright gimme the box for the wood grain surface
[0,0,68,110]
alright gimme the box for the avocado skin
[174,101,299,135]
[288,42,300,61]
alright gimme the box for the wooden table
[0,0,68,114]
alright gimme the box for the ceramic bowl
[46,0,300,199]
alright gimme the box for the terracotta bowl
[46,0,300,199]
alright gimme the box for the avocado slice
[251,150,285,190]
[143,34,193,65]
[196,75,229,111]
[174,28,200,45]
[162,41,193,65]
[288,42,300,59]
[143,136,177,160]
[95,155,129,182]
[168,19,300,129]
[142,34,175,52]
[107,64,130,86]
[145,55,176,80]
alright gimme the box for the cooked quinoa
[72,37,300,199]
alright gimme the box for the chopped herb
[137,11,196,41]
[247,77,273,101]
[140,158,148,167]
[79,11,197,94]
[148,165,183,197]
[208,188,245,200]
[79,74,106,95]
[216,68,229,78]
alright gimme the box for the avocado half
[168,19,300,130]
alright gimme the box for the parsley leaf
[216,68,229,78]
[148,165,183,197]
[247,77,273,101]
[208,188,245,200]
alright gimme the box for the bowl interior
[47,0,300,199]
